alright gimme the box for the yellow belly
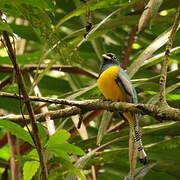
[97,65,135,129]
[97,66,127,101]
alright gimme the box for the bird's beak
[102,54,111,60]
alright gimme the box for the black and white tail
[134,116,147,165]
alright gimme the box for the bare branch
[0,92,179,122]
[2,26,48,179]
[7,133,20,180]
[0,76,12,90]
[160,7,180,105]
[0,64,98,79]
[0,135,7,148]
[122,26,137,69]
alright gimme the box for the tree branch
[122,26,137,69]
[0,92,179,122]
[0,64,98,79]
[2,26,48,179]
[159,7,180,105]
[0,76,12,90]
[7,133,20,180]
[0,134,7,148]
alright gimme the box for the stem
[122,26,137,69]
[159,7,180,105]
[2,30,48,179]
[7,133,20,180]
[0,64,98,79]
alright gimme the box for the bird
[97,53,147,165]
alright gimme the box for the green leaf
[97,111,112,145]
[167,93,180,101]
[38,75,72,96]
[0,51,43,65]
[28,58,57,94]
[141,46,180,68]
[0,145,10,161]
[76,8,121,48]
[47,143,85,156]
[47,147,70,161]
[56,0,132,28]
[0,21,13,33]
[66,136,127,179]
[9,24,40,42]
[127,25,180,78]
[0,120,34,145]
[45,129,70,147]
[23,161,40,180]
[60,158,85,180]
[37,123,48,145]
[124,163,156,180]
[148,82,180,104]
[26,149,39,161]
[65,84,98,100]
[91,39,104,63]
[15,0,53,10]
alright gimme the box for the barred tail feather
[122,112,147,165]
[134,115,147,165]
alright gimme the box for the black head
[98,53,120,77]
[102,53,119,66]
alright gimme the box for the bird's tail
[122,112,147,165]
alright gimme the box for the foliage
[0,0,180,179]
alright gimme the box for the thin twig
[107,120,126,133]
[122,26,137,69]
[7,133,20,180]
[159,7,180,105]
[77,8,120,48]
[17,83,35,146]
[0,76,12,90]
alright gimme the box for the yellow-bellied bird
[97,53,147,164]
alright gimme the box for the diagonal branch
[159,7,180,105]
[1,26,48,179]
[122,26,137,69]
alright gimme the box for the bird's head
[102,53,119,66]
[98,53,120,77]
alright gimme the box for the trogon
[97,53,147,164]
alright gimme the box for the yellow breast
[97,66,127,101]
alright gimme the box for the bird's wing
[115,69,134,103]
